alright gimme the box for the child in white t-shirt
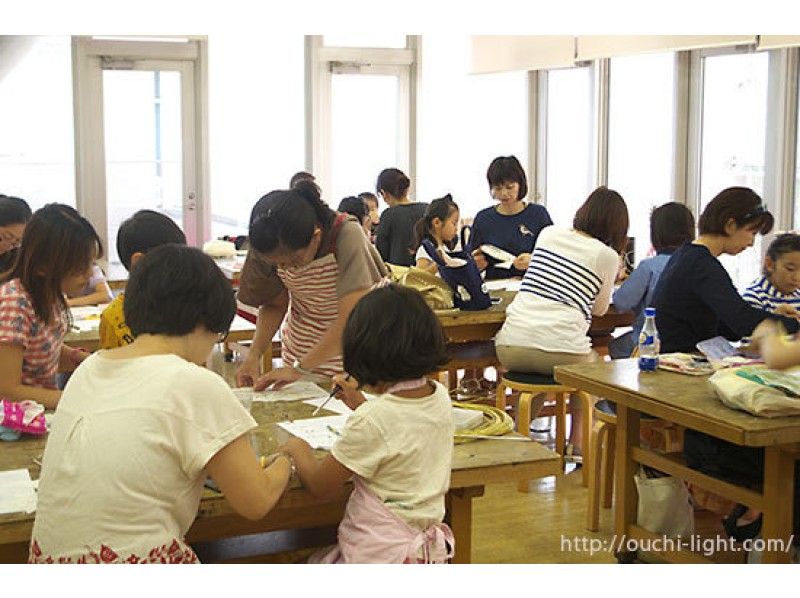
[414,195,460,275]
[279,284,455,563]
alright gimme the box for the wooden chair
[586,399,680,531]
[442,341,500,393]
[496,371,593,491]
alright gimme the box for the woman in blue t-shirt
[468,156,553,280]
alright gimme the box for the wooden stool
[586,399,679,532]
[496,371,593,491]
[443,341,500,393]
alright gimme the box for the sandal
[564,443,583,466]
[722,504,762,542]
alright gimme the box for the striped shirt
[496,226,620,354]
[0,278,67,394]
[742,275,800,314]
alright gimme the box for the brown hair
[651,202,695,253]
[572,187,629,254]
[376,168,411,199]
[698,187,773,236]
[2,204,102,325]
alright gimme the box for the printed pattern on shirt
[742,275,800,314]
[29,538,199,564]
[520,247,602,322]
[0,279,66,390]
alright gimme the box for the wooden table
[438,290,633,350]
[0,376,560,563]
[64,313,257,353]
[555,359,800,564]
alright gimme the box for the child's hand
[235,356,260,388]
[512,253,531,272]
[471,249,488,271]
[775,303,800,319]
[331,373,365,410]
[750,319,782,350]
[66,347,89,370]
[279,436,312,460]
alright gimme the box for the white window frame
[72,36,209,267]
[305,35,420,198]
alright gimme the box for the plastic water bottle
[638,307,660,372]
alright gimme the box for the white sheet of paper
[277,415,350,450]
[480,244,516,263]
[233,381,329,403]
[0,469,37,514]
[484,278,522,292]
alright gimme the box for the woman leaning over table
[235,180,387,390]
[652,186,800,545]
[30,245,291,563]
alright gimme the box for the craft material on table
[277,415,350,450]
[484,278,522,292]
[233,381,328,404]
[480,244,516,269]
[0,469,37,514]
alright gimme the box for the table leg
[761,446,795,564]
[445,487,484,564]
[613,403,640,563]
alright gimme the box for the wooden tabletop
[555,358,800,447]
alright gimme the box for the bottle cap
[644,307,656,317]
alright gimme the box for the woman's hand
[331,373,365,410]
[254,366,302,391]
[235,356,261,388]
[472,249,488,271]
[512,253,531,272]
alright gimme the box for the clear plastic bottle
[638,307,660,372]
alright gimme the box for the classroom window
[544,65,594,228]
[699,51,769,290]
[416,35,528,221]
[208,34,305,237]
[323,35,407,48]
[0,36,76,208]
[608,52,675,264]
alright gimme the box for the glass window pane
[102,70,183,265]
[545,66,594,227]
[208,34,305,238]
[323,35,406,49]
[0,36,75,209]
[416,35,527,221]
[700,52,769,290]
[608,52,675,264]
[330,73,399,204]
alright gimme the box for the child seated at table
[64,263,113,307]
[99,210,186,349]
[0,204,98,410]
[742,232,800,316]
[279,284,455,563]
[609,202,695,359]
[0,194,32,273]
[414,195,460,275]
[30,244,292,564]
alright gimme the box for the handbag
[421,237,491,311]
[635,466,694,538]
[387,264,454,311]
[709,366,800,417]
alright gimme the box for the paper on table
[484,278,522,292]
[0,469,37,514]
[233,381,328,403]
[277,415,349,450]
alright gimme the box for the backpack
[386,264,455,311]
[420,235,491,311]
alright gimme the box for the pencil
[312,375,350,416]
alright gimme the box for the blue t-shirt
[468,203,553,280]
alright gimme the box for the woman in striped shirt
[495,187,628,453]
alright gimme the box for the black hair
[124,244,235,338]
[0,195,32,226]
[342,284,449,386]
[337,196,369,223]
[376,168,410,199]
[698,187,773,236]
[486,155,528,200]
[413,194,459,251]
[4,204,102,325]
[573,187,629,254]
[765,233,800,271]
[358,191,379,208]
[650,202,695,253]
[249,180,336,254]
[290,171,315,188]
[116,210,187,271]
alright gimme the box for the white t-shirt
[331,381,454,530]
[415,243,441,265]
[495,226,620,354]
[30,352,256,564]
